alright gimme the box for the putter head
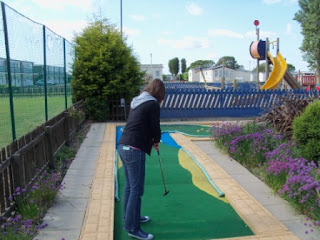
[163,190,170,196]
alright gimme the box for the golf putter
[156,150,170,196]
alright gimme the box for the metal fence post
[43,26,48,121]
[1,2,16,141]
[63,39,67,109]
[64,111,70,147]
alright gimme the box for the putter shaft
[157,150,169,196]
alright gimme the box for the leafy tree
[216,56,242,70]
[287,63,296,72]
[294,0,320,76]
[252,63,273,72]
[182,72,188,81]
[168,57,179,77]
[72,18,144,121]
[187,60,214,71]
[181,58,187,73]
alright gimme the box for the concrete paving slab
[47,197,89,213]
[35,230,80,240]
[266,204,301,221]
[231,173,262,184]
[282,219,316,240]
[42,211,86,230]
[249,192,289,206]
[34,123,106,240]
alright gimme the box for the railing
[160,88,315,118]
[0,101,85,217]
[107,88,318,120]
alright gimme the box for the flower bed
[211,121,320,234]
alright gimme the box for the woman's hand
[153,142,159,151]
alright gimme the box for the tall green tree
[187,60,214,71]
[294,0,320,77]
[72,18,144,121]
[287,63,296,72]
[216,56,242,70]
[181,58,187,73]
[168,57,179,77]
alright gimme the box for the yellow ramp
[261,51,287,90]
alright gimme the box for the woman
[117,79,166,240]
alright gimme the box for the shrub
[84,97,109,121]
[72,19,144,120]
[261,97,311,139]
[293,100,320,163]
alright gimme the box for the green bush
[84,97,109,122]
[72,19,144,121]
[293,100,320,162]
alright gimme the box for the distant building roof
[140,64,163,68]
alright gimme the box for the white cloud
[263,0,281,4]
[123,27,140,37]
[185,2,203,16]
[129,14,146,21]
[158,36,209,49]
[31,0,95,11]
[286,23,292,34]
[43,19,88,41]
[208,29,244,39]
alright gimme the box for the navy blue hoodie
[118,92,161,155]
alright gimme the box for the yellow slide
[261,51,287,90]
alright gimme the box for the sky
[3,0,310,74]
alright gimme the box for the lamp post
[254,20,260,88]
[120,0,122,38]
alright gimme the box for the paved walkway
[34,122,320,240]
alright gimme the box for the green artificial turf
[114,143,253,240]
[161,124,212,137]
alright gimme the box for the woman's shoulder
[143,100,159,108]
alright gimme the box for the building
[140,64,163,82]
[0,57,71,87]
[188,65,251,83]
[0,58,34,86]
[291,71,317,86]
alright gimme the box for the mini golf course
[114,125,254,239]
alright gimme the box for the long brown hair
[144,79,166,103]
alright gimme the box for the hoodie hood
[131,91,157,109]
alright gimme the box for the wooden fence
[108,99,130,121]
[0,101,85,217]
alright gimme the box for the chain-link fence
[0,2,74,149]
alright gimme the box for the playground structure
[250,38,302,90]
[196,67,221,90]
[250,20,302,90]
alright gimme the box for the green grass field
[0,95,72,149]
